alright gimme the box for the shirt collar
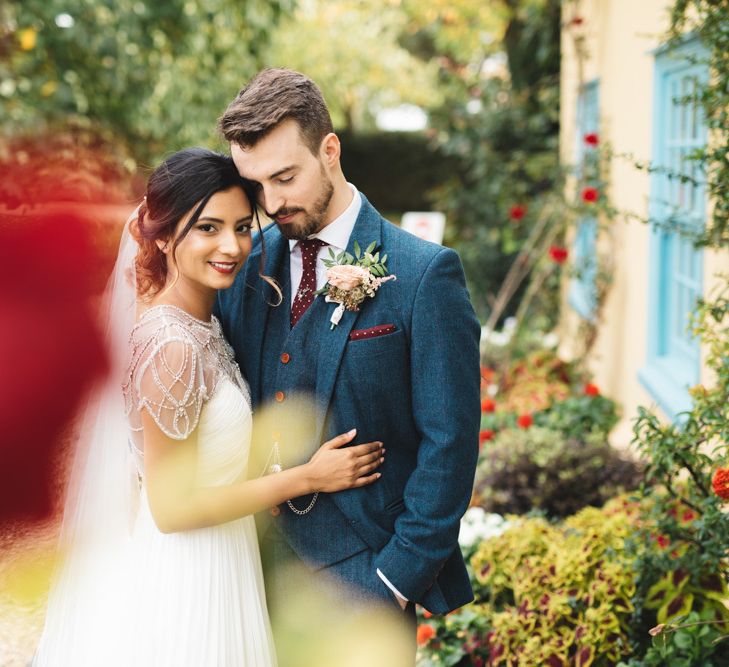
[289,183,361,254]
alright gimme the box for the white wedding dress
[34,304,276,666]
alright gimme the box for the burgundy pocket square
[349,324,397,341]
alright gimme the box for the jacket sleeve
[374,247,481,601]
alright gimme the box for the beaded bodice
[123,305,250,454]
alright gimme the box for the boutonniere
[317,240,396,329]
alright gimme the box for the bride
[33,148,384,666]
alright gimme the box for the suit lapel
[313,195,383,439]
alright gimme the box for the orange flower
[584,383,600,396]
[481,367,495,382]
[712,468,729,500]
[417,624,436,645]
[479,429,495,445]
[481,398,496,413]
[422,609,433,619]
[517,414,533,429]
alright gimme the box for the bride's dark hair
[131,147,279,300]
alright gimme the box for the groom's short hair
[219,69,333,156]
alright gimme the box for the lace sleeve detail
[134,327,209,440]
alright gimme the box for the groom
[216,69,480,621]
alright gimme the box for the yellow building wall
[558,0,728,447]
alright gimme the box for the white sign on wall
[400,211,446,245]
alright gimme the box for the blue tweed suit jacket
[216,193,481,613]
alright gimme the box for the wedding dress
[33,221,276,666]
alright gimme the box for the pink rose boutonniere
[317,241,396,329]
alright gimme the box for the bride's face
[166,186,253,292]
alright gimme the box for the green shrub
[475,426,642,518]
[623,285,729,664]
[534,393,619,439]
[471,497,643,666]
[338,131,454,215]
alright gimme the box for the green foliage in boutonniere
[317,240,396,328]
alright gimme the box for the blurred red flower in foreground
[0,209,110,523]
[481,397,496,413]
[417,624,436,645]
[549,246,569,264]
[584,383,600,396]
[584,133,599,146]
[582,187,599,203]
[517,414,533,429]
[0,135,136,525]
[712,468,729,500]
[509,204,527,221]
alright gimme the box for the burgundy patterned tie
[291,239,327,327]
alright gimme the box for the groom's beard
[270,175,334,241]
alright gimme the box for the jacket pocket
[349,324,397,341]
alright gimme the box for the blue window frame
[569,80,600,319]
[639,40,707,418]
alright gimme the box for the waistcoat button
[280,352,290,364]
[275,391,285,402]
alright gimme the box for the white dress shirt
[288,183,361,304]
[288,183,408,605]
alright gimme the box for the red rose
[509,204,527,221]
[584,133,599,146]
[517,414,533,429]
[712,468,729,500]
[681,510,696,523]
[417,624,436,645]
[549,246,569,264]
[582,187,599,203]
[479,429,495,445]
[481,397,496,413]
[584,383,600,396]
[655,534,670,549]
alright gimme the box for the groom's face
[230,119,334,241]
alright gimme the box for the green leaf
[672,631,693,650]
[329,247,336,260]
[366,241,377,254]
[354,240,361,259]
[658,592,694,623]
[380,253,388,265]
